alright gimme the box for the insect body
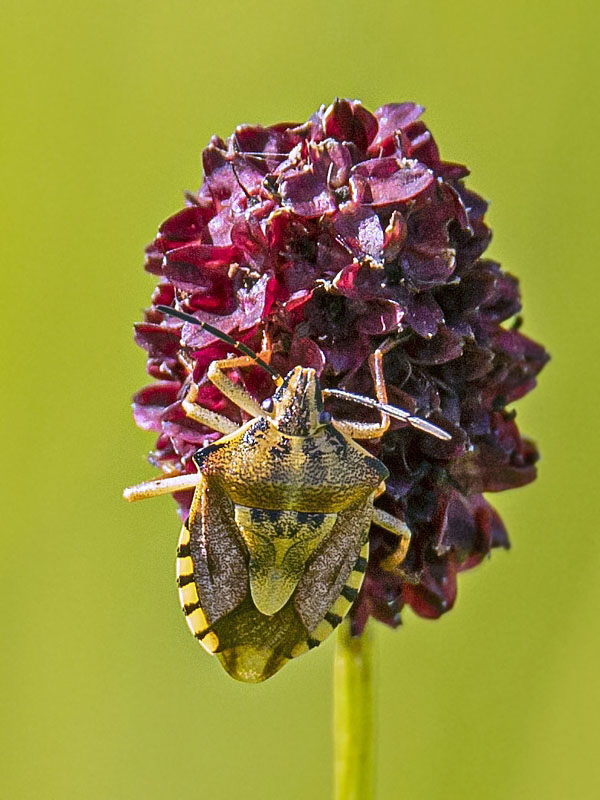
[124,306,450,682]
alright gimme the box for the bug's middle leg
[372,507,412,569]
[182,381,239,434]
[184,331,273,428]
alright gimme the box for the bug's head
[264,366,329,437]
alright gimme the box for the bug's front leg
[331,345,390,440]
[123,472,201,502]
[372,507,411,570]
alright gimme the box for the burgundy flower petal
[321,140,353,188]
[333,260,385,300]
[280,168,337,217]
[401,121,441,167]
[232,124,300,172]
[161,244,239,293]
[383,210,407,261]
[134,322,181,358]
[280,140,354,218]
[323,98,378,152]
[355,299,404,335]
[350,157,434,206]
[398,291,445,338]
[333,206,385,261]
[181,273,272,348]
[288,334,326,374]
[132,382,181,432]
[203,142,267,208]
[403,558,458,619]
[158,203,215,245]
[405,325,465,365]
[449,412,539,493]
[401,247,456,286]
[369,102,425,155]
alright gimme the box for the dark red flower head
[132,99,548,631]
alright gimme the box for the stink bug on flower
[124,305,451,682]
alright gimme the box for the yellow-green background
[2,1,598,798]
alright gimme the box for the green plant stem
[334,619,374,800]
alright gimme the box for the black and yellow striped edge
[176,521,220,654]
[289,541,369,659]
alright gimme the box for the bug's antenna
[322,388,452,441]
[156,305,281,381]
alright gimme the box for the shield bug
[124,305,451,682]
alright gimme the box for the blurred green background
[2,1,598,798]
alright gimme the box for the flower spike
[131,99,548,632]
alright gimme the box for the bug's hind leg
[372,508,411,570]
[123,472,200,502]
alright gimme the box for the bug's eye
[318,410,332,425]
[261,397,274,414]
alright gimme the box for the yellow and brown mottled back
[195,415,387,511]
